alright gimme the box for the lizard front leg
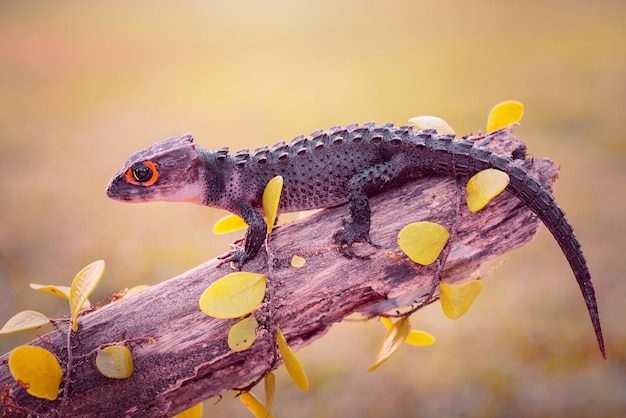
[335,154,410,258]
[219,203,267,269]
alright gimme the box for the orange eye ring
[125,161,159,186]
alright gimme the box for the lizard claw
[338,244,370,260]
[334,222,380,259]
[217,246,251,270]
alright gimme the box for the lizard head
[106,133,206,204]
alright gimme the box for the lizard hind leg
[334,154,410,258]
[334,214,380,259]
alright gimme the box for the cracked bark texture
[0,131,558,417]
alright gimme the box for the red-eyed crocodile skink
[106,122,605,358]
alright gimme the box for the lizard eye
[132,164,152,182]
[125,161,159,186]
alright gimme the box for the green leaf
[408,116,455,135]
[228,316,258,352]
[69,260,105,332]
[96,345,134,379]
[466,169,510,212]
[380,317,435,347]
[8,346,63,400]
[0,310,51,334]
[276,329,309,391]
[398,222,450,265]
[440,280,484,319]
[368,316,411,372]
[213,214,248,234]
[486,100,524,132]
[199,272,267,319]
[262,176,283,233]
[264,371,275,418]
[173,403,203,418]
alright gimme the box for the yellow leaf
[124,285,150,296]
[397,222,450,265]
[239,391,275,418]
[228,316,258,352]
[30,283,91,309]
[173,403,203,418]
[380,317,394,329]
[262,176,283,233]
[213,214,248,234]
[69,260,105,332]
[466,169,510,212]
[0,310,50,334]
[380,317,436,347]
[290,255,306,268]
[440,280,484,319]
[276,329,309,391]
[408,116,455,135]
[29,283,71,299]
[486,100,524,132]
[199,272,267,319]
[368,316,411,372]
[405,329,436,346]
[264,371,275,418]
[95,345,134,379]
[8,346,63,400]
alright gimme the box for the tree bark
[0,130,558,417]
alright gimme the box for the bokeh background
[1,1,625,417]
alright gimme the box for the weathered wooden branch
[0,131,558,417]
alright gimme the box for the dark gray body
[106,122,605,358]
[201,123,540,214]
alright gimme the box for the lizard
[106,122,605,358]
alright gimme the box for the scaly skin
[106,122,605,358]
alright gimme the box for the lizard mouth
[105,175,144,202]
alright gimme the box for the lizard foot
[334,221,380,259]
[217,246,252,270]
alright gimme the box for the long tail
[424,133,605,358]
[505,163,606,359]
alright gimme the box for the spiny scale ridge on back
[106,122,605,359]
[210,123,603,357]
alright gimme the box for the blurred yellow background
[1,1,625,417]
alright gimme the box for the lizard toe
[217,248,251,270]
[362,232,381,248]
[336,243,371,260]
[334,223,377,259]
